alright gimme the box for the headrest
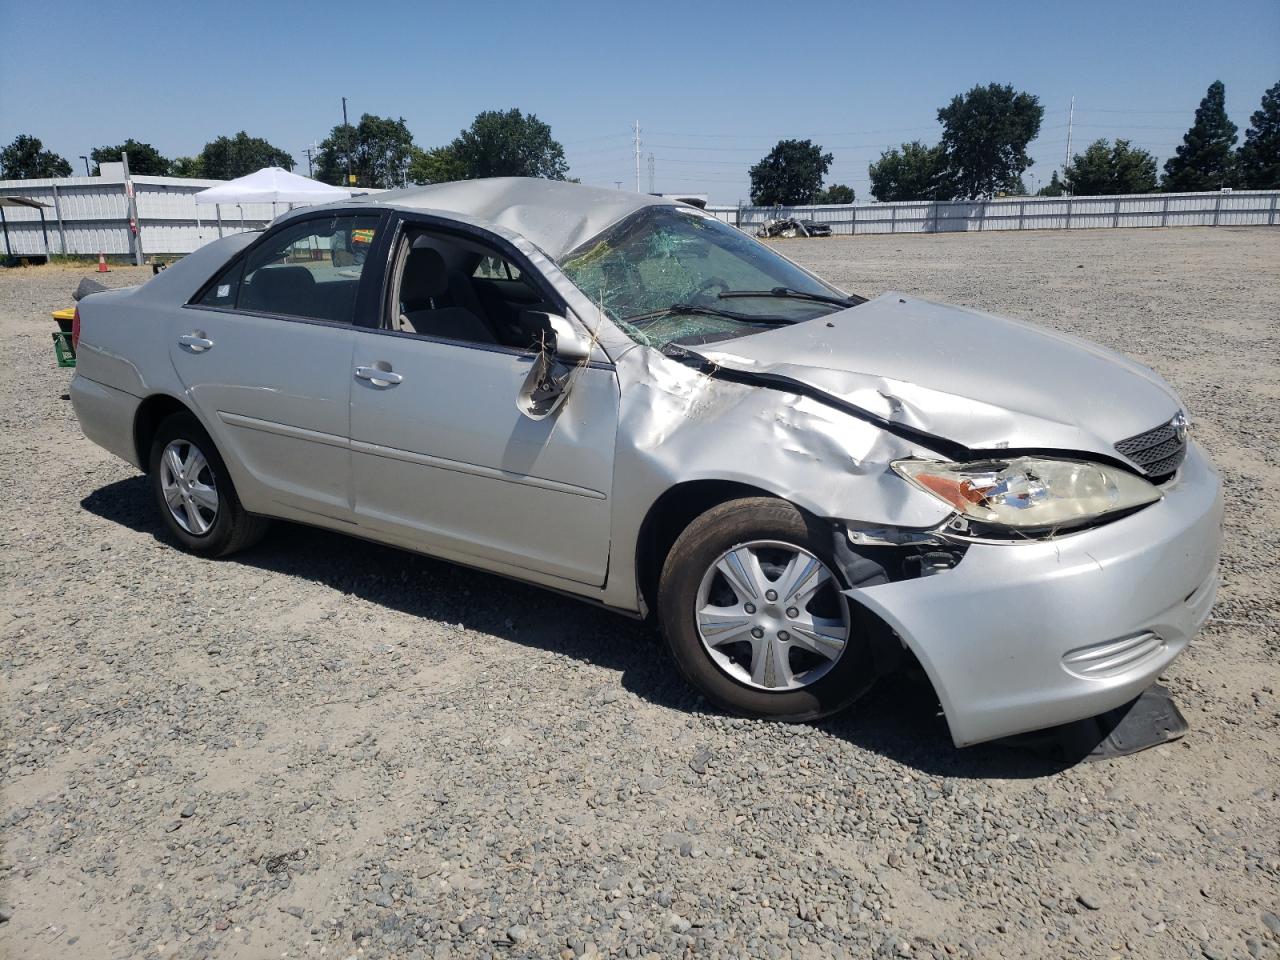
[402,247,449,303]
[244,265,315,307]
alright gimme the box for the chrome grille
[1115,417,1186,480]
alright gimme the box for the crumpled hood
[698,292,1182,457]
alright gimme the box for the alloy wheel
[159,438,219,536]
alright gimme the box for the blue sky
[3,0,1277,202]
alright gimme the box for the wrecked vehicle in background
[757,217,833,238]
[69,178,1222,747]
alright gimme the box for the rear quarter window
[195,259,245,308]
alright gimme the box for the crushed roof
[350,177,672,259]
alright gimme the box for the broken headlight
[891,457,1162,530]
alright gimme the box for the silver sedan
[70,178,1222,746]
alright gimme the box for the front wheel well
[635,480,776,619]
[634,483,931,686]
[133,394,192,470]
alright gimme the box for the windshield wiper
[621,303,797,326]
[718,286,865,308]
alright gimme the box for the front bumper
[848,440,1223,746]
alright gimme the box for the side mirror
[517,312,592,420]
[526,311,592,362]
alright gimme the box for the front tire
[657,498,884,721]
[148,411,268,557]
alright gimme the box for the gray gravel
[2,229,1279,960]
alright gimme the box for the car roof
[340,177,674,260]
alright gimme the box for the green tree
[408,145,466,184]
[0,134,72,179]
[938,83,1043,198]
[749,139,833,205]
[1065,138,1158,195]
[815,183,855,204]
[169,156,205,179]
[1236,80,1280,189]
[90,139,170,176]
[1036,171,1066,197]
[1163,80,1238,190]
[868,141,952,201]
[199,132,294,180]
[317,123,357,186]
[1003,176,1027,196]
[447,109,568,180]
[316,114,415,189]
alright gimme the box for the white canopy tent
[194,167,353,238]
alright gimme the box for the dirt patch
[2,230,1279,959]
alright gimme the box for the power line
[560,131,633,145]
[564,145,636,158]
[644,124,940,139]
[1069,122,1192,131]
[564,102,1198,200]
[1074,107,1194,114]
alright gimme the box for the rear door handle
[355,364,403,387]
[178,333,214,352]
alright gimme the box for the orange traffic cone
[97,252,109,273]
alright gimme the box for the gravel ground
[2,228,1278,960]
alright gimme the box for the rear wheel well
[635,480,774,619]
[133,395,192,470]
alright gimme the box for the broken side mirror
[533,312,592,362]
[517,312,591,420]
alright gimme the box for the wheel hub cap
[694,540,851,692]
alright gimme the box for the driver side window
[391,232,551,351]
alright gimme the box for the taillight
[72,306,81,351]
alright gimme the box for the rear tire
[148,411,269,557]
[657,497,882,721]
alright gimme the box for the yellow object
[52,307,75,322]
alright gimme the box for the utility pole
[1063,95,1075,193]
[303,144,316,178]
[614,181,623,190]
[342,96,353,186]
[633,120,642,192]
[648,153,655,194]
[79,155,90,177]
[121,151,143,266]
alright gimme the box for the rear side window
[196,215,381,324]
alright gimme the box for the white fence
[0,174,295,259]
[708,190,1280,235]
[3,176,1278,259]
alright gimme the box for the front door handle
[178,333,214,352]
[355,364,403,387]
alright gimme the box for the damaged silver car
[70,178,1223,746]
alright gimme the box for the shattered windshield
[557,205,850,348]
